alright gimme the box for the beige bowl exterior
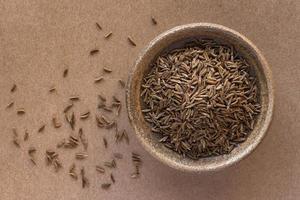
[126,23,274,172]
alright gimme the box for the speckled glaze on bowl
[126,23,274,172]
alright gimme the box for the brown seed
[11,84,17,93]
[103,137,108,148]
[94,76,103,83]
[28,147,36,155]
[131,172,139,179]
[30,157,37,165]
[113,153,123,159]
[75,152,88,160]
[98,94,106,102]
[95,22,102,31]
[80,111,90,119]
[81,167,89,188]
[151,16,157,25]
[63,103,73,113]
[104,32,112,39]
[110,173,115,183]
[38,124,46,133]
[96,165,105,173]
[78,128,88,150]
[17,108,25,115]
[112,96,120,103]
[118,79,125,88]
[13,139,20,148]
[101,183,111,190]
[69,96,80,101]
[24,130,29,141]
[69,172,78,180]
[90,49,99,55]
[63,69,68,77]
[104,160,116,168]
[127,37,136,46]
[103,67,112,73]
[52,117,62,128]
[56,139,65,148]
[6,101,14,109]
[49,86,56,93]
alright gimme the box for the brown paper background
[0,1,299,200]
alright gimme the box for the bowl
[126,23,274,172]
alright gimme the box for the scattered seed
[118,79,125,88]
[11,84,17,93]
[94,76,104,83]
[96,165,105,173]
[151,16,157,25]
[81,167,89,188]
[63,69,68,77]
[6,101,14,109]
[103,67,112,73]
[98,94,106,102]
[104,32,112,39]
[78,128,88,150]
[52,116,62,128]
[69,96,80,101]
[127,37,136,46]
[103,137,108,149]
[38,124,46,133]
[24,130,29,141]
[17,108,25,115]
[63,103,73,113]
[28,147,36,155]
[95,22,102,31]
[49,86,56,93]
[80,111,90,119]
[75,152,88,160]
[110,173,115,183]
[13,138,20,148]
[101,183,111,190]
[90,49,99,55]
[113,153,123,159]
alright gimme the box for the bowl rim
[126,23,274,172]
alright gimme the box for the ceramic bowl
[126,23,274,172]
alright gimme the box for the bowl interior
[127,23,273,172]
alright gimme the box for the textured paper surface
[0,1,299,200]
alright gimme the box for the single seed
[56,139,65,148]
[127,37,136,46]
[94,76,104,83]
[90,49,99,55]
[80,111,90,119]
[104,32,112,39]
[95,22,102,31]
[75,152,88,160]
[52,117,62,128]
[151,16,157,25]
[28,147,36,155]
[81,168,89,188]
[6,101,14,109]
[112,96,120,103]
[118,79,125,88]
[69,96,80,101]
[113,153,123,159]
[96,165,105,173]
[78,128,88,150]
[63,103,73,113]
[103,67,112,73]
[11,84,17,93]
[63,69,68,77]
[110,173,115,183]
[24,130,29,141]
[17,108,25,115]
[38,124,46,133]
[49,86,56,93]
[12,128,18,137]
[103,137,108,148]
[101,183,111,190]
[13,139,20,147]
[98,94,106,102]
